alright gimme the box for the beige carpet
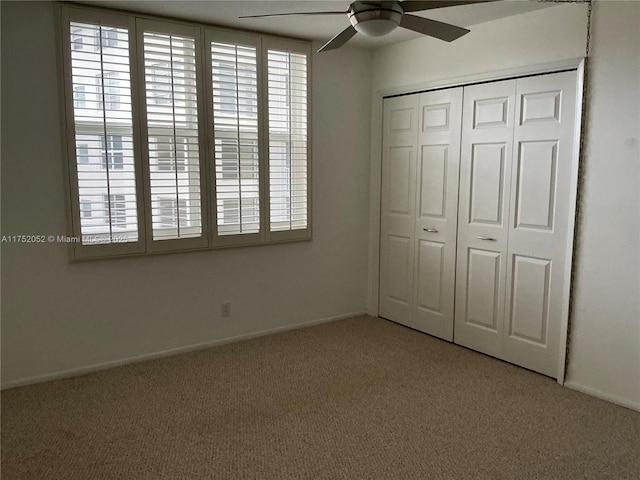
[2,315,639,479]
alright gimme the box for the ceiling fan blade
[239,11,346,19]
[400,0,499,13]
[400,14,470,41]
[318,25,358,53]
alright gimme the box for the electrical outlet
[221,302,231,318]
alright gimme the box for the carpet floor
[2,315,639,479]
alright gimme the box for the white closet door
[454,79,517,358]
[502,71,577,377]
[413,88,463,340]
[379,95,418,324]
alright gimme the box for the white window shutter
[63,8,146,259]
[69,22,139,245]
[211,42,260,236]
[206,29,264,247]
[265,40,311,242]
[138,19,208,251]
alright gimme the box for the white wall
[371,3,587,93]
[369,1,640,409]
[563,0,640,410]
[0,1,372,387]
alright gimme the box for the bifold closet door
[412,88,463,341]
[380,95,418,324]
[455,71,578,378]
[501,71,577,377]
[380,88,462,341]
[454,79,517,358]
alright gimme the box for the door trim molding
[557,58,586,385]
[376,57,585,99]
[367,57,586,386]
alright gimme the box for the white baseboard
[564,381,640,412]
[1,311,368,390]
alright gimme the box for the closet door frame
[368,58,585,385]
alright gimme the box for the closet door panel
[413,87,462,340]
[465,248,501,331]
[379,96,418,324]
[503,71,577,377]
[454,80,516,357]
[469,143,507,225]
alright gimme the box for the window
[268,140,291,225]
[80,200,92,218]
[103,194,127,227]
[76,144,89,164]
[149,136,188,172]
[73,86,86,109]
[210,38,261,238]
[142,27,202,243]
[158,197,188,228]
[71,27,83,50]
[147,63,172,105]
[101,135,124,170]
[66,15,139,253]
[267,48,308,233]
[96,71,120,111]
[95,26,118,50]
[219,141,240,180]
[215,139,260,180]
[61,6,310,259]
[218,197,260,233]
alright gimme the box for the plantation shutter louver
[142,28,203,242]
[211,41,260,237]
[69,21,139,245]
[267,48,309,235]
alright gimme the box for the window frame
[60,7,147,259]
[58,5,311,260]
[205,28,265,248]
[263,37,312,244]
[135,18,209,254]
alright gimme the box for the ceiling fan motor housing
[348,1,404,37]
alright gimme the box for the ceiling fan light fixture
[352,18,399,37]
[348,2,403,37]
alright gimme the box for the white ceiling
[76,0,555,49]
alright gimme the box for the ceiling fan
[240,1,500,52]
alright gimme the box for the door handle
[476,236,497,241]
[423,228,438,233]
